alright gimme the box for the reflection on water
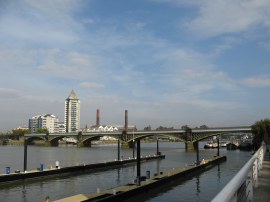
[217,164,221,183]
[196,175,200,195]
[0,142,252,202]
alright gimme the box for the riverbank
[0,139,166,146]
[0,139,24,146]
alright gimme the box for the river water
[0,142,252,202]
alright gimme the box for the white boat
[62,137,78,144]
[204,142,218,149]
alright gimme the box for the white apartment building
[29,114,61,133]
[64,90,80,133]
[55,121,66,133]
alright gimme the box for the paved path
[253,149,270,201]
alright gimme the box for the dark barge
[55,156,227,202]
[0,155,165,184]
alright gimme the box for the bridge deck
[253,147,270,201]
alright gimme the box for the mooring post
[137,139,141,177]
[24,139,28,172]
[217,138,220,156]
[156,136,159,155]
[133,140,135,158]
[118,139,120,161]
[196,143,199,165]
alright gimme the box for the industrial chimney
[96,109,100,126]
[125,110,128,131]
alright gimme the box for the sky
[0,0,270,132]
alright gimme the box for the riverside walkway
[253,149,270,201]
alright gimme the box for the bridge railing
[211,144,264,202]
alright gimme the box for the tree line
[251,118,270,150]
[0,128,48,140]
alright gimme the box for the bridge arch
[124,133,187,148]
[79,135,103,147]
[192,133,223,143]
[25,136,46,144]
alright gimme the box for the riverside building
[29,114,61,133]
[64,90,80,133]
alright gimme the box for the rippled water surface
[0,142,252,202]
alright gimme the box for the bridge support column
[156,138,159,155]
[24,139,28,172]
[50,141,59,147]
[77,142,83,147]
[137,139,141,177]
[118,139,121,161]
[185,141,198,152]
[77,141,91,147]
[121,141,132,148]
[133,140,135,158]
[44,141,52,147]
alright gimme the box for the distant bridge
[24,126,252,150]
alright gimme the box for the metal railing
[212,145,264,202]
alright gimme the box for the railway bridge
[24,126,252,150]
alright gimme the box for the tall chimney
[125,110,128,131]
[96,109,100,126]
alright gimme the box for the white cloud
[0,0,269,131]
[241,75,270,87]
[150,0,201,7]
[186,0,270,38]
[37,50,106,79]
[259,40,270,51]
[23,0,80,17]
[0,88,21,99]
[0,0,82,47]
[79,82,105,89]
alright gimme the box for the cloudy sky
[0,0,270,132]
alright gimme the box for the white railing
[212,145,264,202]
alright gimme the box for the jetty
[55,156,226,202]
[0,154,165,184]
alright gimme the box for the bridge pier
[24,139,28,171]
[121,141,133,148]
[77,140,92,147]
[44,141,52,147]
[185,141,198,152]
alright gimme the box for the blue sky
[0,0,270,132]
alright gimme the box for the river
[0,142,252,202]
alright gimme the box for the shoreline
[0,139,175,147]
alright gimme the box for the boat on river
[61,137,78,145]
[204,142,218,149]
[226,143,238,150]
[204,141,228,149]
[238,141,253,151]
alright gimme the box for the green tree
[12,128,30,136]
[36,128,48,133]
[251,119,270,150]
